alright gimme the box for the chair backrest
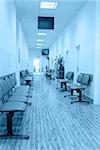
[9,75,14,88]
[81,74,90,85]
[0,79,9,97]
[0,73,17,100]
[0,86,4,106]
[26,69,29,75]
[0,83,4,106]
[69,72,74,80]
[66,72,74,80]
[5,77,13,91]
[77,74,83,83]
[0,84,3,100]
[13,74,17,86]
[21,71,27,79]
[65,72,70,79]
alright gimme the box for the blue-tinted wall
[0,0,29,85]
[49,1,95,101]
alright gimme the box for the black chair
[67,72,74,81]
[0,79,29,139]
[57,71,74,91]
[70,74,90,104]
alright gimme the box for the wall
[49,0,95,99]
[0,0,17,75]
[0,0,29,85]
[16,17,29,85]
[93,0,100,105]
[17,19,29,71]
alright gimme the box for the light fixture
[36,47,42,49]
[37,32,47,36]
[40,2,58,9]
[37,43,42,46]
[37,39,44,42]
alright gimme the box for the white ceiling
[14,0,87,52]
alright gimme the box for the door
[75,45,80,81]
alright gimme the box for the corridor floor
[0,75,100,150]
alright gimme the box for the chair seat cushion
[0,102,26,112]
[70,85,86,90]
[13,91,28,97]
[8,96,28,103]
[58,79,69,83]
[17,86,29,90]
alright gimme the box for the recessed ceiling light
[37,32,47,36]
[37,43,42,46]
[36,47,42,49]
[40,2,58,9]
[37,39,44,42]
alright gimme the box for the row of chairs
[20,70,33,87]
[46,69,55,79]
[68,73,91,104]
[0,72,32,139]
[57,71,74,90]
[57,72,92,104]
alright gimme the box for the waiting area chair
[57,71,74,91]
[0,72,32,139]
[68,74,91,104]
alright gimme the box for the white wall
[49,1,95,100]
[93,0,100,105]
[16,17,29,85]
[0,0,29,85]
[0,0,17,75]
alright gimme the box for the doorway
[75,45,80,81]
[65,50,69,72]
[33,58,40,73]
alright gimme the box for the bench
[20,70,34,90]
[57,71,74,91]
[0,74,29,139]
[69,73,91,104]
[1,77,31,105]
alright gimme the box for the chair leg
[64,89,73,97]
[71,90,89,104]
[71,100,89,104]
[0,112,29,139]
[61,82,63,88]
[64,83,67,91]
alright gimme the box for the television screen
[38,17,54,29]
[42,49,49,55]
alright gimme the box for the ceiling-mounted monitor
[42,49,49,55]
[38,17,54,29]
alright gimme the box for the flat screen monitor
[42,49,49,55]
[38,17,54,29]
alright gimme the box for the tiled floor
[0,75,100,150]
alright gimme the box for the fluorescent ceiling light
[37,43,42,46]
[37,32,47,36]
[37,39,44,42]
[36,47,42,49]
[40,2,58,9]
